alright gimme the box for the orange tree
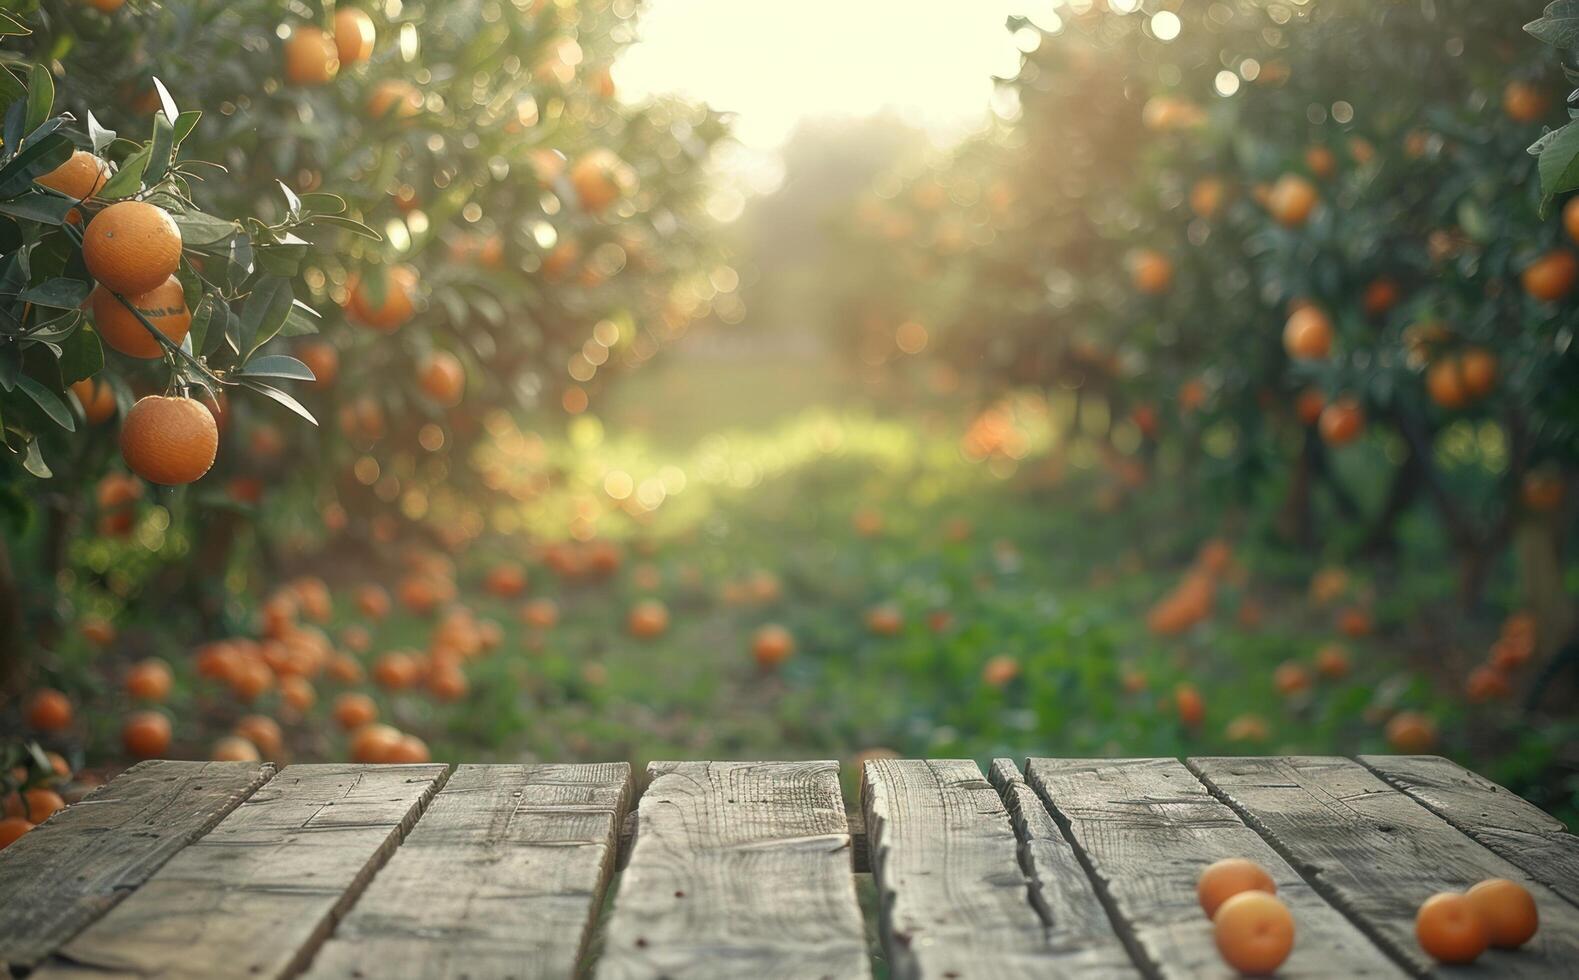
[834,0,1578,694]
[0,2,726,687]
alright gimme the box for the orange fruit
[1269,173,1319,227]
[349,723,402,763]
[125,658,173,702]
[333,7,376,66]
[120,395,219,485]
[1198,858,1277,917]
[1522,250,1578,302]
[1175,683,1205,727]
[1459,348,1498,399]
[79,616,116,646]
[1426,358,1468,410]
[484,563,527,598]
[1362,278,1400,318]
[1129,249,1173,295]
[211,735,261,762]
[83,201,183,295]
[234,715,283,758]
[1190,177,1227,219]
[1318,397,1364,446]
[1385,711,1438,752]
[1314,644,1351,679]
[1416,891,1488,964]
[866,604,904,636]
[1225,714,1270,742]
[24,689,73,732]
[90,276,190,358]
[752,625,796,670]
[296,341,339,387]
[627,599,670,639]
[387,734,431,764]
[418,351,465,406]
[1214,891,1295,975]
[1273,661,1311,696]
[1522,471,1564,513]
[1465,665,1512,702]
[1465,879,1539,949]
[344,265,417,331]
[1504,81,1551,124]
[280,675,316,711]
[72,377,118,424]
[122,710,172,759]
[1294,388,1325,426]
[1565,197,1579,245]
[570,149,634,214]
[3,787,66,822]
[520,597,559,629]
[35,149,108,221]
[284,26,339,85]
[333,692,378,730]
[1283,305,1334,360]
[1305,144,1337,179]
[427,664,468,701]
[373,651,420,690]
[0,817,34,850]
[367,79,423,121]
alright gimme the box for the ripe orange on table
[283,25,339,85]
[122,710,172,759]
[1465,879,1538,949]
[333,692,378,731]
[1416,891,1488,964]
[1283,305,1333,360]
[1268,173,1319,227]
[344,264,417,331]
[367,79,423,120]
[4,787,66,822]
[1318,397,1364,446]
[72,377,117,424]
[24,688,73,732]
[1128,249,1173,295]
[752,625,796,670]
[0,817,34,851]
[83,201,183,295]
[126,658,173,702]
[1198,857,1277,917]
[333,7,376,65]
[1522,250,1578,302]
[211,735,261,762]
[120,395,219,485]
[1214,891,1295,975]
[91,276,191,358]
[627,599,670,639]
[1503,81,1551,123]
[35,149,108,221]
[418,351,465,406]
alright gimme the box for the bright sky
[616,1,1043,188]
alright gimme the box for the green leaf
[237,378,317,425]
[303,213,383,240]
[277,180,301,222]
[19,277,89,308]
[238,277,293,356]
[21,438,50,478]
[279,300,321,338]
[0,131,71,196]
[1534,121,1579,211]
[87,111,116,155]
[16,375,73,431]
[97,145,149,200]
[0,194,73,225]
[0,66,25,106]
[1527,1,1579,48]
[23,64,52,137]
[0,11,32,37]
[57,323,103,385]
[187,291,218,355]
[172,210,240,247]
[239,354,314,381]
[144,109,176,186]
[151,76,179,125]
[298,192,347,216]
[171,110,201,148]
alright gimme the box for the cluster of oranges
[1145,538,1233,637]
[1463,612,1537,703]
[0,750,74,851]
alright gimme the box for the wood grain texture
[986,759,1139,977]
[302,762,631,980]
[0,760,275,974]
[862,758,1057,978]
[1359,754,1579,909]
[1026,758,1403,979]
[596,760,869,980]
[33,763,448,980]
[1191,756,1579,977]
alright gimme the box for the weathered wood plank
[1191,756,1579,977]
[596,760,869,980]
[861,758,1054,978]
[303,762,631,980]
[986,759,1140,977]
[1026,758,1404,979]
[1359,754,1579,909]
[33,763,448,980]
[0,761,274,974]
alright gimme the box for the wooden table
[0,756,1576,978]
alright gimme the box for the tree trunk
[1515,518,1575,662]
[1360,454,1423,556]
[1277,434,1315,548]
[0,534,26,698]
[32,497,75,651]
